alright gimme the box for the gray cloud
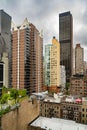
[0,0,87,59]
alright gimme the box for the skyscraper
[12,19,43,94]
[75,44,84,74]
[12,18,30,93]
[45,37,60,88]
[30,23,43,93]
[0,10,11,87]
[50,37,60,86]
[59,11,73,81]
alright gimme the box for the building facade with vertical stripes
[29,23,43,93]
[12,19,43,94]
[12,18,30,93]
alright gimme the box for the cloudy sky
[0,0,87,59]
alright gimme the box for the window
[82,108,84,111]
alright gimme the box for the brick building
[40,95,87,124]
[12,19,43,94]
[40,97,61,118]
[29,24,43,93]
[70,74,87,97]
[12,19,30,93]
[61,101,81,123]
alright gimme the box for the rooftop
[31,116,87,130]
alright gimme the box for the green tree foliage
[65,82,70,95]
[0,107,10,115]
[2,86,8,94]
[10,89,19,103]
[18,89,27,97]
[1,93,10,104]
[0,88,27,105]
[66,82,70,90]
[0,88,27,115]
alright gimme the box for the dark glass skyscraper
[59,11,73,81]
[0,10,11,52]
[0,10,11,87]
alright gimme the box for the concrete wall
[1,98,39,130]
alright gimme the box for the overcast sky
[0,0,87,60]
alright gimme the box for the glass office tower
[0,10,11,87]
[59,11,73,81]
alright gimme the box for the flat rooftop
[31,116,87,130]
[44,97,61,103]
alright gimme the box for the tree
[66,82,70,90]
[1,93,10,104]
[2,86,8,94]
[65,82,70,95]
[18,89,27,97]
[10,89,19,103]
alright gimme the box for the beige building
[50,37,60,86]
[75,44,84,74]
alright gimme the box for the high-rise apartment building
[12,18,30,93]
[12,19,43,94]
[45,37,60,88]
[0,10,11,87]
[75,44,84,74]
[50,37,60,86]
[59,11,73,81]
[29,23,43,93]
